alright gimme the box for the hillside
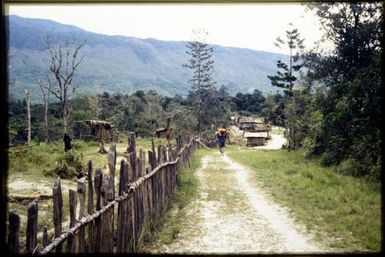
[6,15,287,102]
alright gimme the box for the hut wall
[246,137,265,146]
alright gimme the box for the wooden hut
[74,120,117,143]
[244,131,268,146]
[252,123,272,139]
[236,117,255,130]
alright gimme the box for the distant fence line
[7,133,200,254]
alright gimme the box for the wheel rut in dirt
[147,152,325,254]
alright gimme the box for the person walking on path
[216,128,227,156]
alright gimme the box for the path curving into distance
[145,151,327,254]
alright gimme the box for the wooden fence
[7,133,197,254]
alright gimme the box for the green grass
[226,145,381,252]
[139,149,207,252]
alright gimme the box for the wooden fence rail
[7,133,199,254]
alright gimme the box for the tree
[261,93,285,127]
[232,89,265,115]
[24,90,31,144]
[267,23,305,96]
[302,2,382,178]
[267,24,305,149]
[183,29,219,131]
[24,59,54,142]
[46,38,86,135]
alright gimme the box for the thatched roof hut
[244,131,267,146]
[74,120,117,143]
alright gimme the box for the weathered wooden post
[145,164,153,221]
[53,177,63,253]
[77,177,86,252]
[150,170,157,223]
[162,146,167,208]
[172,148,178,195]
[167,147,173,202]
[117,160,128,253]
[140,151,147,220]
[26,200,38,253]
[87,160,94,253]
[100,174,114,253]
[8,212,20,254]
[108,144,117,195]
[93,168,103,252]
[157,145,162,165]
[127,132,136,154]
[161,145,167,212]
[67,189,78,253]
[125,161,135,252]
[133,157,141,245]
[151,138,156,163]
[42,226,49,248]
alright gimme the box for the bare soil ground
[255,134,287,150]
[146,150,328,254]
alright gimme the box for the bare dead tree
[46,38,86,135]
[24,60,54,142]
[25,89,31,144]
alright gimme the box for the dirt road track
[145,153,327,254]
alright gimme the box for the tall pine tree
[267,23,305,96]
[267,24,305,150]
[183,29,219,131]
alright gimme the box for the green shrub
[44,150,84,178]
[336,159,360,176]
[320,151,339,166]
[368,160,381,181]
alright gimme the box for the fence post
[167,147,173,202]
[8,212,20,254]
[53,177,63,253]
[42,226,49,248]
[157,145,162,165]
[149,150,157,170]
[133,157,141,246]
[145,164,153,222]
[77,177,86,252]
[108,144,117,195]
[93,168,103,252]
[151,138,157,165]
[117,160,128,253]
[67,189,78,253]
[161,145,168,212]
[100,174,114,253]
[125,161,135,252]
[26,200,38,254]
[87,160,94,253]
[127,132,136,155]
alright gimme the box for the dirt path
[255,133,287,150]
[146,152,326,254]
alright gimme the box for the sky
[6,3,326,54]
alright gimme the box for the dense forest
[8,88,281,143]
[8,2,382,181]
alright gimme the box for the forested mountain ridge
[6,15,286,101]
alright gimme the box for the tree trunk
[44,95,49,142]
[63,105,68,135]
[25,90,31,144]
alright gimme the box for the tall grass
[226,146,381,252]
